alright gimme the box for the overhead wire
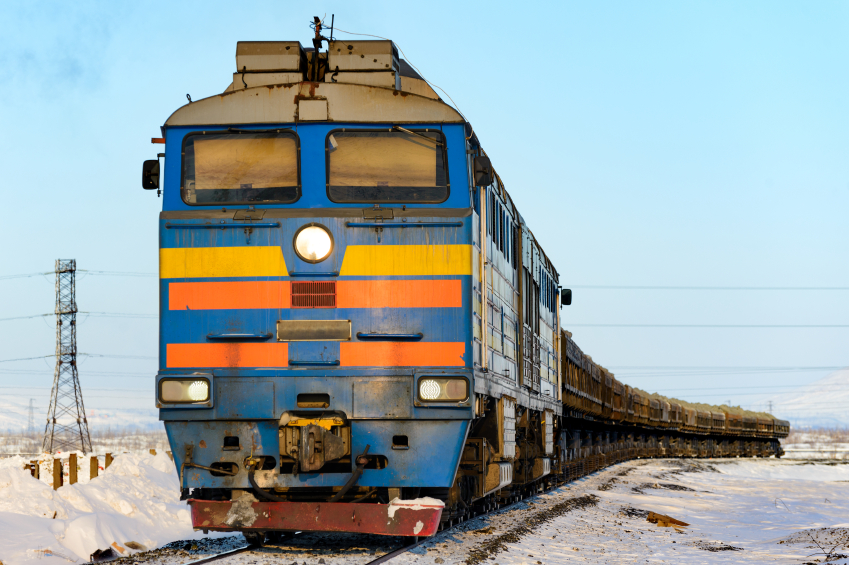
[0,311,157,322]
[570,285,849,290]
[332,27,471,129]
[0,270,156,282]
[567,323,849,328]
[0,353,156,363]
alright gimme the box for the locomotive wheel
[244,532,265,547]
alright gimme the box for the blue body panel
[168,419,468,488]
[162,123,472,212]
[159,122,475,490]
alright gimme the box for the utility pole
[27,399,35,434]
[767,400,774,414]
[42,260,92,454]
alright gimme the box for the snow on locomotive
[142,33,789,543]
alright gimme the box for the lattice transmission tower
[27,399,35,434]
[42,260,92,453]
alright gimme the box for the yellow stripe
[160,247,288,278]
[339,245,472,277]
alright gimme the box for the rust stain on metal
[199,440,207,448]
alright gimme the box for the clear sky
[0,1,846,427]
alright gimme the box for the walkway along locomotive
[142,36,789,542]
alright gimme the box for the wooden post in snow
[52,458,63,490]
[68,454,77,485]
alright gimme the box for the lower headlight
[160,378,210,403]
[418,377,469,402]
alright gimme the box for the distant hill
[758,368,849,428]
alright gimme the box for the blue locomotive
[142,33,787,542]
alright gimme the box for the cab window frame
[179,128,302,206]
[324,127,450,204]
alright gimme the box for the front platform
[189,498,445,537]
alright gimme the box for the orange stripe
[166,343,288,368]
[169,281,291,310]
[340,342,465,367]
[169,280,460,310]
[337,280,461,308]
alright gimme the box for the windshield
[181,131,299,204]
[326,130,448,203]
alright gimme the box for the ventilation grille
[291,281,336,308]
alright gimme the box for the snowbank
[716,459,849,482]
[0,451,219,564]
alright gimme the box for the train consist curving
[143,33,789,542]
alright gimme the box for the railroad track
[176,476,569,565]
[179,534,425,565]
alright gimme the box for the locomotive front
[149,40,477,538]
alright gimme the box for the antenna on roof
[311,16,331,82]
[330,14,334,42]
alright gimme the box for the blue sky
[0,1,846,427]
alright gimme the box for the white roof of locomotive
[165,39,463,127]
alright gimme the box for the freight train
[142,32,789,543]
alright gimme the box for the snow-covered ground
[782,429,849,461]
[396,458,849,565]
[0,451,235,564]
[2,455,848,565]
[0,428,170,456]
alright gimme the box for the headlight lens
[160,378,210,403]
[418,377,469,402]
[294,224,333,263]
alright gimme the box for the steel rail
[171,460,622,565]
[364,537,428,565]
[177,544,254,565]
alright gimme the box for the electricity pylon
[27,399,35,434]
[42,260,92,453]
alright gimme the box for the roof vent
[326,40,400,90]
[236,41,307,72]
[229,41,307,91]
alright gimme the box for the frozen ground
[1,456,848,565]
[783,429,849,461]
[0,428,169,456]
[0,451,235,565]
[394,458,849,565]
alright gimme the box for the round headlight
[294,224,333,263]
[188,380,209,401]
[419,379,441,400]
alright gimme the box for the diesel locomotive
[142,34,789,542]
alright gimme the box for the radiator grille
[291,281,337,308]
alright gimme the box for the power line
[0,270,156,281]
[0,352,156,363]
[80,353,157,360]
[608,365,844,370]
[567,324,849,328]
[80,270,156,277]
[0,355,54,364]
[81,312,157,319]
[0,311,156,322]
[570,285,849,290]
[0,314,52,322]
[616,368,846,378]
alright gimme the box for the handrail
[345,221,463,228]
[165,223,280,229]
[288,360,340,366]
[356,332,423,340]
[207,333,273,341]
